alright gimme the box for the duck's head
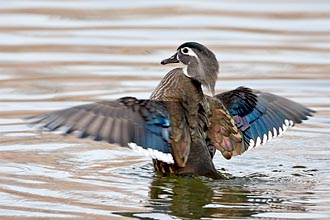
[161,42,219,94]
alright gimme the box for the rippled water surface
[0,0,329,219]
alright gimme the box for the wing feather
[215,87,314,156]
[26,97,175,164]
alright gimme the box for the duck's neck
[150,68,203,102]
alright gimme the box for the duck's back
[150,68,221,178]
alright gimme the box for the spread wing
[215,87,315,155]
[26,97,176,164]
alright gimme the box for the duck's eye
[182,48,189,54]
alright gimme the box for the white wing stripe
[247,118,296,150]
[128,142,175,164]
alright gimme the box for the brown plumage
[26,42,314,179]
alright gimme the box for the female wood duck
[28,42,314,179]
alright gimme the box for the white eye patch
[180,47,198,57]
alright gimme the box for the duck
[28,42,314,179]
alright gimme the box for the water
[0,0,329,219]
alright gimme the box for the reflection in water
[119,174,315,219]
[149,175,217,219]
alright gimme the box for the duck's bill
[161,52,179,65]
